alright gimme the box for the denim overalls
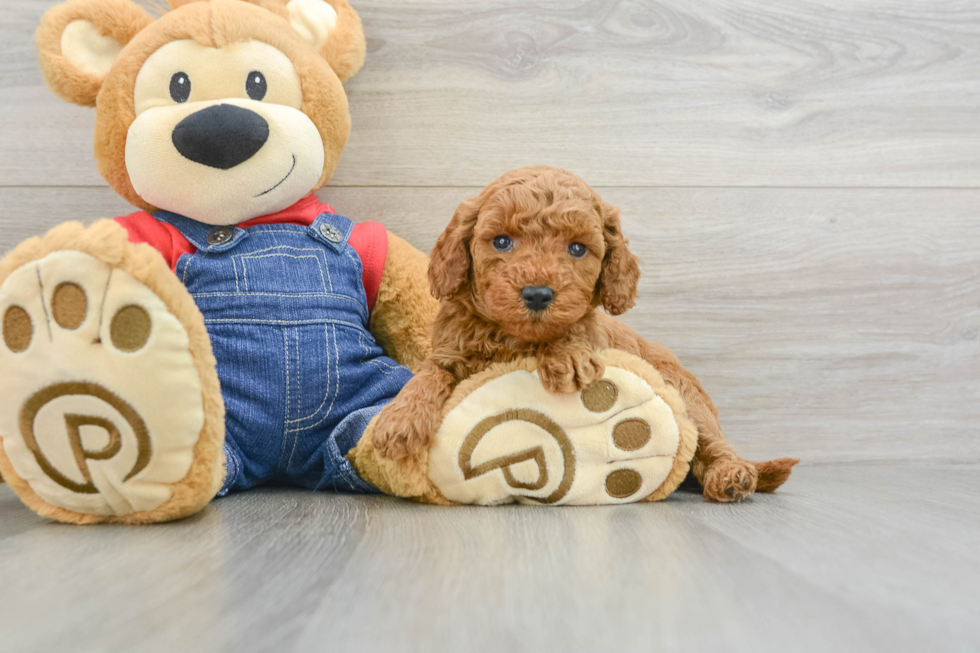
[154,210,413,495]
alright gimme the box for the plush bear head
[36,0,365,225]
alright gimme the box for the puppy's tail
[752,457,800,492]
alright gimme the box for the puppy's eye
[169,72,191,103]
[492,235,514,252]
[246,71,267,101]
[568,242,588,258]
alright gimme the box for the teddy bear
[0,0,794,524]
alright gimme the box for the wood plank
[2,0,980,188]
[1,185,977,463]
[0,463,977,652]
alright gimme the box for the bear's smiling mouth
[255,154,296,197]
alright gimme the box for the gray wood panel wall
[1,0,977,465]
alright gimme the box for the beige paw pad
[0,251,206,517]
[427,350,697,506]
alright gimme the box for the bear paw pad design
[0,250,207,518]
[427,351,697,506]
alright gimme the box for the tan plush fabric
[369,232,440,373]
[257,0,366,82]
[35,0,154,107]
[0,222,225,524]
[350,350,697,505]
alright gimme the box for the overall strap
[154,210,357,255]
[153,211,252,253]
[307,212,354,252]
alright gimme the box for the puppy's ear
[428,195,482,301]
[36,0,153,107]
[596,201,641,315]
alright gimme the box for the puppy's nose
[521,286,555,312]
[172,104,269,169]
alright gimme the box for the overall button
[207,227,234,245]
[320,224,343,243]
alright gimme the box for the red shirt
[115,196,388,312]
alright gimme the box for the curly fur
[373,166,798,502]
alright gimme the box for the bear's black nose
[521,286,555,312]
[172,104,269,170]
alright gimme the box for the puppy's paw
[702,458,758,502]
[372,403,434,461]
[537,349,606,394]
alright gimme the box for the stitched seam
[190,291,364,310]
[286,324,340,432]
[238,245,323,256]
[239,253,329,294]
[359,330,398,375]
[279,327,292,471]
[296,327,302,421]
[237,225,308,233]
[202,318,366,327]
[191,291,361,301]
[285,328,303,472]
[284,323,337,426]
[35,266,52,341]
[229,448,239,488]
[345,248,370,323]
[243,252,328,293]
[244,229,322,236]
[284,331,302,467]
[221,446,239,493]
[323,251,334,292]
[96,269,113,337]
[240,254,324,260]
[336,440,369,492]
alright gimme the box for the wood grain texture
[0,463,977,653]
[2,0,980,187]
[2,185,977,464]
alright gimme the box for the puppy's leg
[372,362,457,461]
[597,314,790,502]
[652,355,798,499]
[536,339,605,394]
[682,393,759,502]
[628,341,756,500]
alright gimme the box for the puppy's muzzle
[521,286,555,312]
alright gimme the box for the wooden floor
[1,0,979,650]
[1,463,979,652]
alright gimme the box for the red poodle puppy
[372,166,797,501]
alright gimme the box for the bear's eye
[492,235,514,252]
[246,71,267,101]
[568,242,588,258]
[169,72,190,103]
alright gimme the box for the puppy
[372,166,797,502]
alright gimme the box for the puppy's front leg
[536,339,605,394]
[372,361,457,460]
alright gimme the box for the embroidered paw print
[427,353,696,506]
[0,250,205,517]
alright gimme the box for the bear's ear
[285,0,366,82]
[36,0,153,107]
